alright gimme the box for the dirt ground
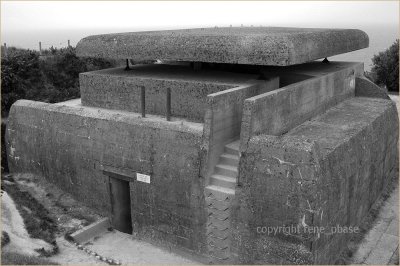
[2,173,105,264]
[1,190,53,256]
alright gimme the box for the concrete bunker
[5,27,398,264]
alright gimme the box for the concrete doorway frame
[104,170,134,234]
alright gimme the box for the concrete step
[206,198,230,211]
[224,145,239,155]
[219,153,239,166]
[224,140,240,155]
[208,215,230,227]
[207,222,230,231]
[210,174,236,189]
[208,252,230,262]
[208,208,230,220]
[205,185,235,198]
[207,236,230,249]
[215,164,238,177]
[207,228,231,239]
[208,242,231,262]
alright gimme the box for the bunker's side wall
[232,97,398,264]
[6,100,207,254]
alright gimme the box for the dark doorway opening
[109,177,132,234]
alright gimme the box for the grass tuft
[1,252,59,265]
[2,181,58,254]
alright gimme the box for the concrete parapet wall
[355,76,391,100]
[241,65,357,144]
[80,66,257,122]
[233,97,398,264]
[202,77,279,180]
[6,100,207,254]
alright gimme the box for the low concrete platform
[76,27,369,66]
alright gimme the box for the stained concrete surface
[76,27,368,66]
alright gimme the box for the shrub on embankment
[1,46,117,173]
[1,120,8,173]
[366,39,399,93]
[1,46,117,117]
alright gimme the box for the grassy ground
[1,172,104,264]
[1,252,58,265]
[1,121,9,173]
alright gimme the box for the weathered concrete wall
[202,77,279,181]
[6,100,208,255]
[80,66,257,122]
[241,65,357,145]
[232,97,398,264]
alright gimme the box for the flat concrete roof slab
[76,27,369,66]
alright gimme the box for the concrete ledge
[10,99,204,134]
[71,218,111,244]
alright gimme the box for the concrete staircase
[205,140,239,264]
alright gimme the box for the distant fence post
[125,59,130,70]
[39,42,42,55]
[166,87,171,121]
[68,40,70,47]
[3,43,7,57]
[141,86,145,117]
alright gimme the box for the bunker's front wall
[6,100,207,254]
[80,66,257,122]
[233,97,398,264]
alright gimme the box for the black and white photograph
[1,1,399,265]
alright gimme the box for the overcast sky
[1,1,398,50]
[2,1,398,31]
